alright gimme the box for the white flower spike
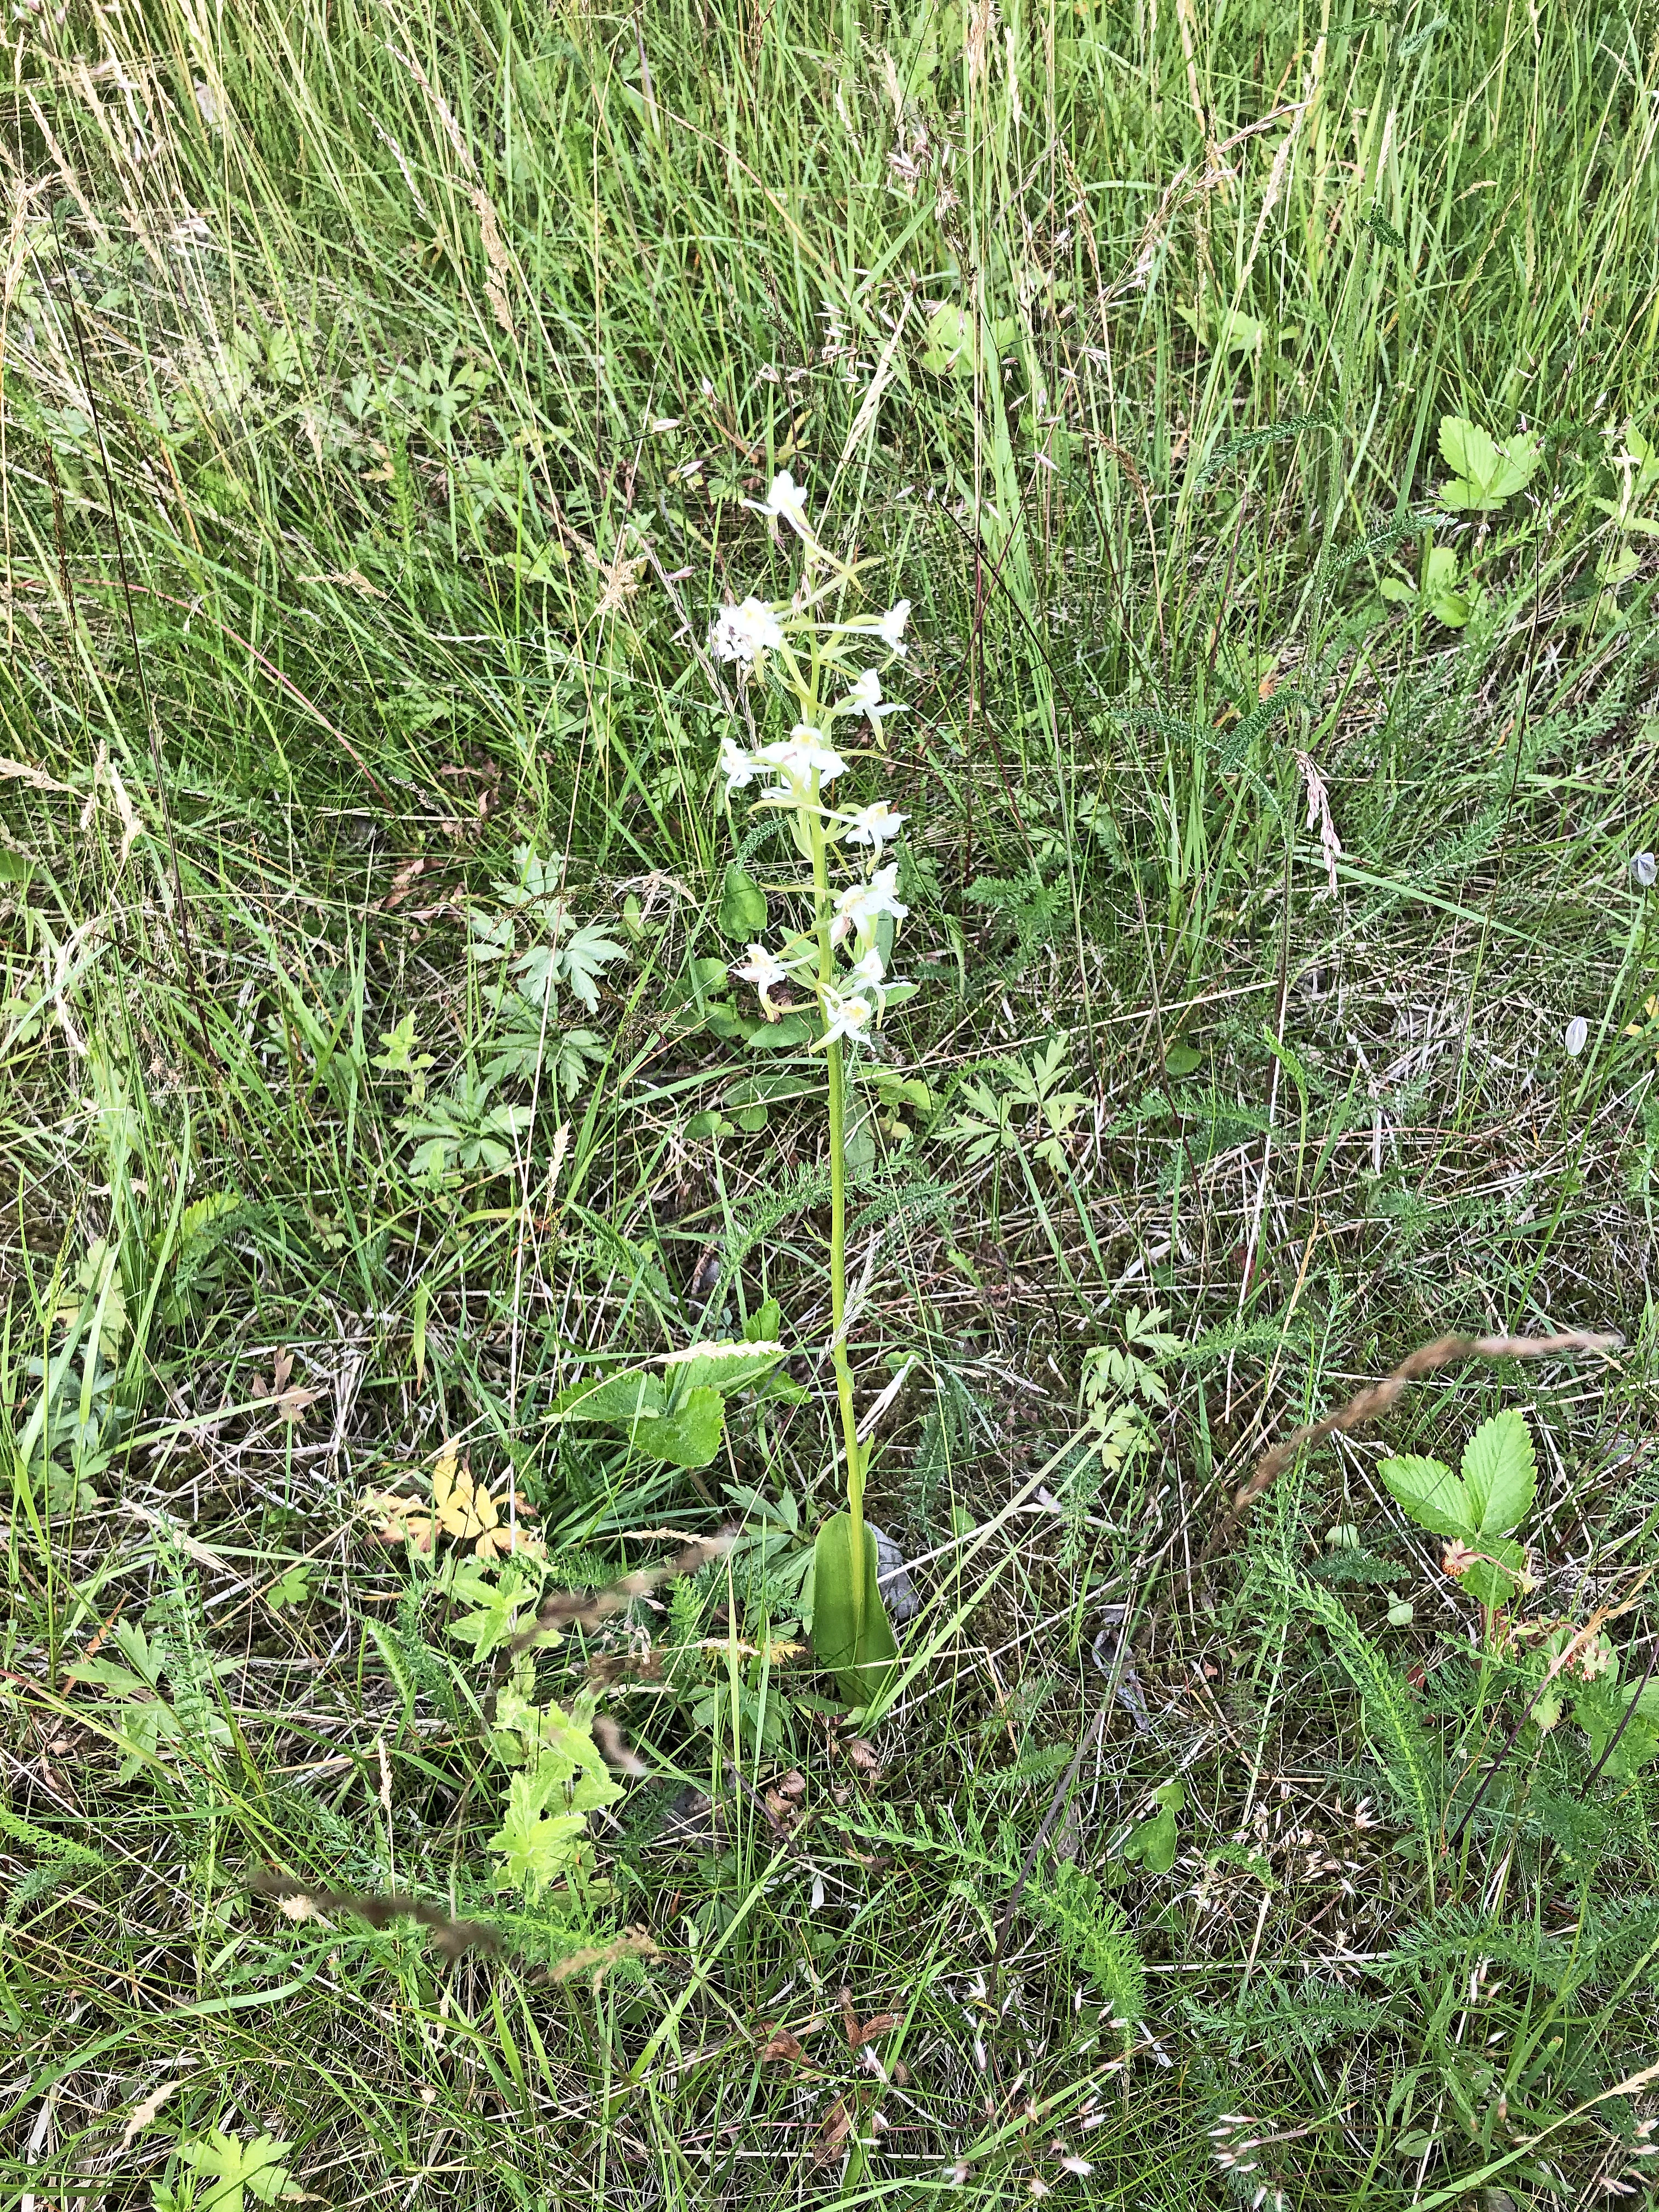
[719,737,760,791]
[732,942,789,1015]
[817,986,874,1049]
[758,726,847,789]
[744,470,811,531]
[832,862,909,945]
[844,799,907,851]
[841,666,904,726]
[710,596,785,665]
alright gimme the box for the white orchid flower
[719,737,760,791]
[743,469,811,531]
[843,798,907,851]
[874,599,911,653]
[817,986,874,1049]
[831,861,909,945]
[845,944,901,1009]
[839,666,904,726]
[757,725,848,789]
[709,595,785,664]
[732,941,789,1015]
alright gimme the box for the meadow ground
[3,1,1659,2205]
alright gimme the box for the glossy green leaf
[811,1513,899,1708]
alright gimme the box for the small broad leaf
[178,2130,294,2212]
[630,1386,726,1468]
[718,862,768,940]
[1459,1536,1527,1609]
[811,1514,899,1709]
[1459,1409,1535,1537]
[549,1368,669,1425]
[660,1340,787,1397]
[919,301,972,376]
[487,1770,587,1899]
[1437,414,1542,510]
[1121,1781,1184,1874]
[1379,1454,1472,1543]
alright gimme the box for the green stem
[808,789,866,1646]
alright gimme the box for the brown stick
[507,1528,734,1655]
[1228,1329,1623,1523]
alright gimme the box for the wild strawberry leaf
[1379,1453,1472,1543]
[1459,1409,1536,1536]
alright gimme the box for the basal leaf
[1121,1785,1183,1875]
[178,2130,294,2212]
[1459,1409,1535,1536]
[1437,414,1542,510]
[919,301,972,376]
[810,1513,900,1709]
[558,923,628,1013]
[1379,1454,1472,1542]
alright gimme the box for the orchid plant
[706,471,916,1706]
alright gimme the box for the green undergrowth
[3,0,1659,2204]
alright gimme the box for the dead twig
[507,1529,734,1655]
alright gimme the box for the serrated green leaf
[1575,1675,1659,1780]
[1379,1454,1472,1542]
[487,1770,587,1899]
[811,1514,899,1708]
[1459,1409,1535,1536]
[717,862,768,940]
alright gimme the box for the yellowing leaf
[362,1491,437,1552]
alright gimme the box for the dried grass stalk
[1230,1329,1623,1521]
